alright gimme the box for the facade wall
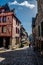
[0,12,13,37]
[0,6,21,49]
[0,10,13,48]
[12,17,21,49]
[35,0,43,51]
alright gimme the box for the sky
[0,0,37,35]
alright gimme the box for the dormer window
[0,9,5,14]
[2,9,5,13]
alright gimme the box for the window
[38,26,40,36]
[16,27,19,34]
[9,26,11,32]
[0,17,1,22]
[0,9,4,13]
[18,28,19,33]
[16,37,19,45]
[0,11,2,13]
[2,26,6,33]
[41,22,43,37]
[18,22,19,26]
[0,10,3,13]
[41,41,43,50]
[16,20,18,25]
[2,16,6,22]
[0,17,2,23]
[41,0,43,4]
[16,27,17,33]
[16,20,19,26]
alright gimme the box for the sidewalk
[0,46,29,53]
[15,46,29,50]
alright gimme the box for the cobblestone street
[35,51,43,65]
[0,46,38,65]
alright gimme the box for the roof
[0,3,21,24]
[0,3,10,12]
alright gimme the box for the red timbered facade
[0,4,21,49]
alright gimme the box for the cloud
[9,1,35,9]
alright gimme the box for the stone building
[0,4,21,49]
[32,17,36,45]
[20,25,29,47]
[33,0,43,52]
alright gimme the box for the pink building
[0,4,21,49]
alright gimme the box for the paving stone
[0,47,38,65]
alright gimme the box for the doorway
[0,37,10,49]
[0,37,3,47]
[5,37,10,49]
[41,41,43,51]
